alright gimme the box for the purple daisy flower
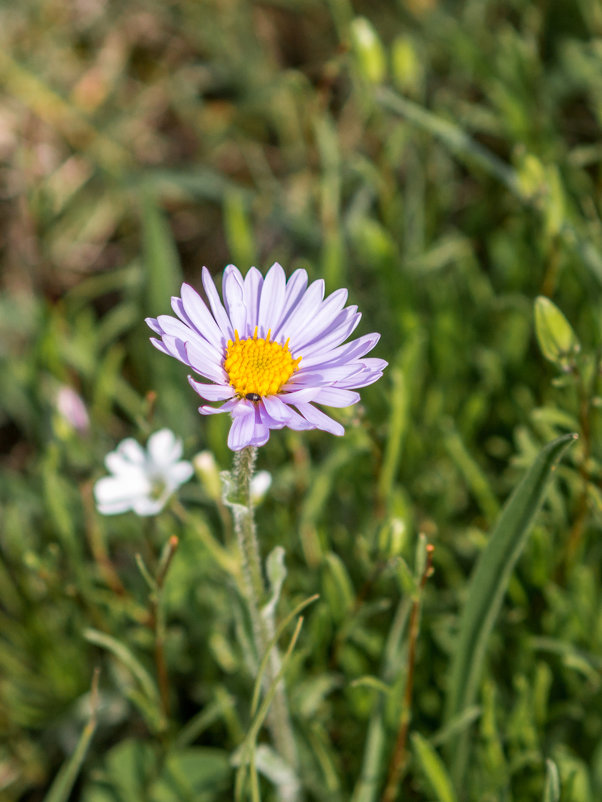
[146,263,387,451]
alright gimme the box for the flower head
[94,429,193,516]
[146,263,387,451]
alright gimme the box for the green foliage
[2,1,602,800]
[445,434,577,784]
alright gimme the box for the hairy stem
[232,447,300,801]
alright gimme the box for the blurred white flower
[251,470,272,504]
[94,429,193,516]
[56,386,89,433]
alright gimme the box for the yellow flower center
[224,327,301,398]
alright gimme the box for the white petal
[273,278,325,343]
[227,405,257,450]
[279,387,321,403]
[95,498,138,515]
[275,268,309,328]
[222,264,247,335]
[202,266,234,340]
[287,363,360,386]
[94,474,150,508]
[158,313,223,362]
[290,288,348,351]
[312,388,360,407]
[300,309,361,358]
[180,283,225,349]
[295,402,344,436]
[188,377,234,401]
[167,461,194,487]
[262,394,292,423]
[243,267,264,335]
[132,496,166,516]
[185,341,229,384]
[298,333,381,370]
[159,334,190,365]
[105,439,145,473]
[149,337,172,357]
[147,429,182,468]
[257,262,286,336]
[197,398,238,416]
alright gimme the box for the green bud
[194,450,222,502]
[534,296,581,371]
[350,17,386,85]
[378,517,407,558]
[391,35,423,96]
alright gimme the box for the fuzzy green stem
[232,447,300,801]
[233,448,265,606]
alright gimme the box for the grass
[1,1,601,800]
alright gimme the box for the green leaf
[83,629,159,705]
[139,193,195,430]
[322,552,354,623]
[140,193,182,317]
[544,758,561,802]
[43,675,99,802]
[262,546,287,622]
[534,296,581,370]
[223,189,256,268]
[81,740,230,802]
[411,733,458,802]
[445,433,577,785]
[152,748,231,801]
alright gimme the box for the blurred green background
[1,0,602,800]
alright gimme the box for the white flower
[94,429,193,516]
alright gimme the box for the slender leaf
[139,193,194,429]
[544,758,561,802]
[411,733,458,802]
[43,671,99,802]
[140,193,182,317]
[445,433,577,785]
[84,628,158,704]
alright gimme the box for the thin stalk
[382,544,434,802]
[153,535,179,720]
[562,354,599,572]
[232,447,300,801]
[171,498,239,575]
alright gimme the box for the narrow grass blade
[84,628,158,704]
[235,615,308,801]
[376,87,521,197]
[378,330,424,510]
[140,192,182,316]
[139,192,195,429]
[443,422,500,524]
[411,733,458,802]
[352,596,413,802]
[543,758,561,802]
[43,670,100,802]
[445,433,577,785]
